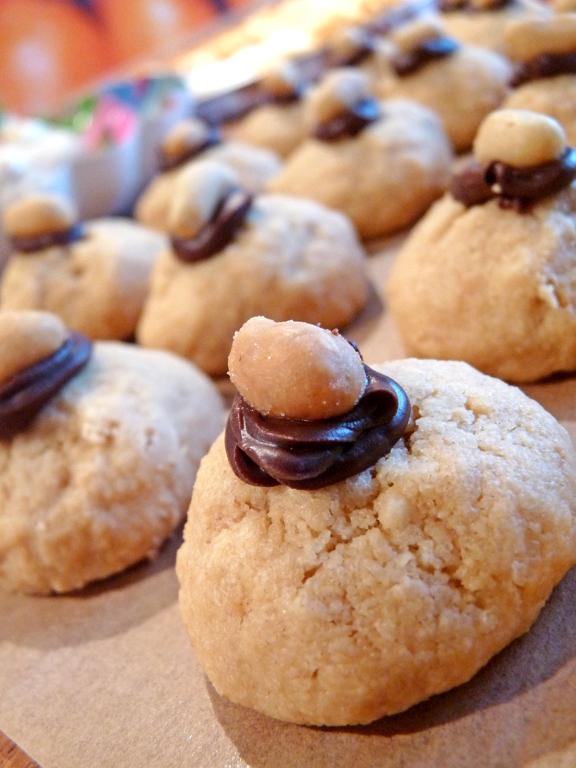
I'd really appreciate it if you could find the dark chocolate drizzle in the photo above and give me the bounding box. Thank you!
[266,84,306,105]
[329,42,374,68]
[158,125,221,173]
[195,76,305,127]
[0,332,92,439]
[225,365,412,491]
[314,98,382,142]
[194,1,434,126]
[440,0,509,13]
[511,52,576,88]
[11,224,85,254]
[327,30,376,68]
[393,36,459,77]
[171,190,253,263]
[451,148,576,211]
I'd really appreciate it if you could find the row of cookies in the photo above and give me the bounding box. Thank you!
[172,1,576,728]
[144,10,576,239]
[0,163,368,376]
[1,0,576,735]
[5,113,576,386]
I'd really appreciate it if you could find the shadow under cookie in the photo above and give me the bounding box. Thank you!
[205,568,576,768]
[0,528,182,650]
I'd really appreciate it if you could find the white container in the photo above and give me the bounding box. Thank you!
[70,128,142,219]
[139,86,194,184]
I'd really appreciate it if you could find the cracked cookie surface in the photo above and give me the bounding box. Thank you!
[0,343,224,594]
[177,358,576,725]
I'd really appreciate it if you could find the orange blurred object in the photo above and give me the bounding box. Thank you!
[97,0,217,63]
[0,0,114,115]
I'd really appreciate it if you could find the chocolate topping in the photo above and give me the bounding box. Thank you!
[265,85,305,105]
[329,42,374,68]
[10,224,86,254]
[159,126,221,173]
[171,190,253,263]
[440,0,509,13]
[450,160,494,206]
[0,331,92,439]
[314,98,382,142]
[196,75,306,127]
[392,36,459,76]
[194,2,432,126]
[511,52,576,88]
[327,29,376,68]
[196,82,267,126]
[225,364,412,491]
[451,148,576,210]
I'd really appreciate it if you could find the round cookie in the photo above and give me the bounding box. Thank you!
[1,195,167,340]
[0,311,224,594]
[374,18,511,151]
[137,161,369,376]
[268,69,453,240]
[440,0,549,54]
[135,118,281,232]
[387,109,576,382]
[177,323,576,726]
[224,63,309,158]
[503,16,576,147]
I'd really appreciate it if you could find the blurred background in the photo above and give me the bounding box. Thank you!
[0,0,255,114]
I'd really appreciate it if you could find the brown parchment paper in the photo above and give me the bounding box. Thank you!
[1,240,575,768]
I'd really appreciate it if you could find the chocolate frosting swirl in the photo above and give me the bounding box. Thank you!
[159,126,221,173]
[451,148,576,210]
[329,42,374,68]
[393,36,459,76]
[171,190,253,263]
[0,331,93,439]
[10,224,85,254]
[440,0,509,12]
[225,365,412,491]
[511,52,576,88]
[194,2,432,126]
[314,98,382,142]
[196,77,306,127]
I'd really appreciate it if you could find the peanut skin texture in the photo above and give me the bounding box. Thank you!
[228,317,367,420]
[162,119,212,164]
[0,310,68,384]
[4,195,76,239]
[306,68,371,126]
[168,160,239,239]
[391,18,445,54]
[474,109,567,167]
